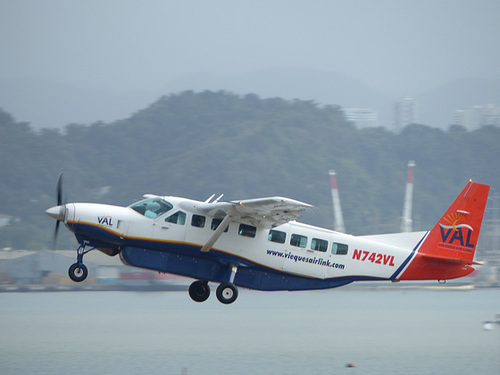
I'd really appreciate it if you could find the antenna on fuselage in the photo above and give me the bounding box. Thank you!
[401,160,415,232]
[204,194,224,204]
[329,170,345,233]
[204,194,216,203]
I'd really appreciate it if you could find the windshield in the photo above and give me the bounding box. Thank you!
[130,198,173,219]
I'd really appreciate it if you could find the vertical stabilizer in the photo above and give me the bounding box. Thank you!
[399,181,490,280]
[401,161,415,232]
[329,170,345,233]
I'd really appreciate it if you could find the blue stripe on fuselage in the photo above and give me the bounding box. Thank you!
[390,231,428,280]
[70,221,385,291]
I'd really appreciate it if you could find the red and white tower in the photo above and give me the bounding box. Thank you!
[401,161,415,232]
[329,170,345,233]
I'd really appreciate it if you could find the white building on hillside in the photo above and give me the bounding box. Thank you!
[343,108,379,128]
[454,104,500,130]
[393,96,418,130]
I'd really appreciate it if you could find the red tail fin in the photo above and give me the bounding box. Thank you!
[400,181,490,280]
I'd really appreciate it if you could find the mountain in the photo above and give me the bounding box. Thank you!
[164,67,394,125]
[0,68,397,129]
[1,70,500,130]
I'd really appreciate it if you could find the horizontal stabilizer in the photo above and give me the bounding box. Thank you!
[419,253,482,266]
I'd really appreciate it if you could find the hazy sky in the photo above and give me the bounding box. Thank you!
[2,0,500,96]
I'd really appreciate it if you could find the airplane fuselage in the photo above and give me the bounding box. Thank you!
[47,180,490,303]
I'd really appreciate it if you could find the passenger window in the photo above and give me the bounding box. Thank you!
[191,214,206,228]
[165,211,186,225]
[211,218,229,232]
[239,224,256,238]
[332,242,348,255]
[268,230,286,244]
[311,238,328,252]
[290,234,307,248]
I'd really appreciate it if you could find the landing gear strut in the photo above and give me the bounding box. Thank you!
[68,243,94,282]
[217,264,239,304]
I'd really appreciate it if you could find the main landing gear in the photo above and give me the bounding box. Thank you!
[189,280,239,304]
[189,280,211,302]
[189,265,239,304]
[68,243,94,282]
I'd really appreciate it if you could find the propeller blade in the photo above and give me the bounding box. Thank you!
[52,171,64,249]
[56,172,63,206]
[53,220,60,249]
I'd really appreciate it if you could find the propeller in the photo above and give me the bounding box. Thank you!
[54,172,63,246]
[46,172,65,249]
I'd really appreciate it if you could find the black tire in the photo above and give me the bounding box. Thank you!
[68,263,88,282]
[216,282,238,304]
[188,280,210,302]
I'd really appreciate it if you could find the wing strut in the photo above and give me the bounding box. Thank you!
[200,207,234,252]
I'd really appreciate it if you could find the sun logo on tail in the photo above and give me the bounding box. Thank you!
[439,211,473,231]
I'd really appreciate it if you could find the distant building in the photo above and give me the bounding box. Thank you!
[454,104,500,130]
[343,108,379,128]
[393,96,418,130]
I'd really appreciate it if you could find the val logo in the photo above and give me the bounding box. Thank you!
[439,212,474,249]
[97,216,113,226]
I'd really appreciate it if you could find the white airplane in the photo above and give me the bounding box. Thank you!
[46,177,490,304]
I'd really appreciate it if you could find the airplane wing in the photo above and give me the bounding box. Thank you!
[197,197,313,228]
[193,197,312,253]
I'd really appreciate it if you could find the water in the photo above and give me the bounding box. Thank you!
[1,288,499,375]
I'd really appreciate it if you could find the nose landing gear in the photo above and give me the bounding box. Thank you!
[69,263,88,282]
[68,243,95,282]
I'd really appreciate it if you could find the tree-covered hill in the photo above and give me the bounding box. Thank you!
[1,90,499,249]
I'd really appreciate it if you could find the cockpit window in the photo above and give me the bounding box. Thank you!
[130,198,173,219]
